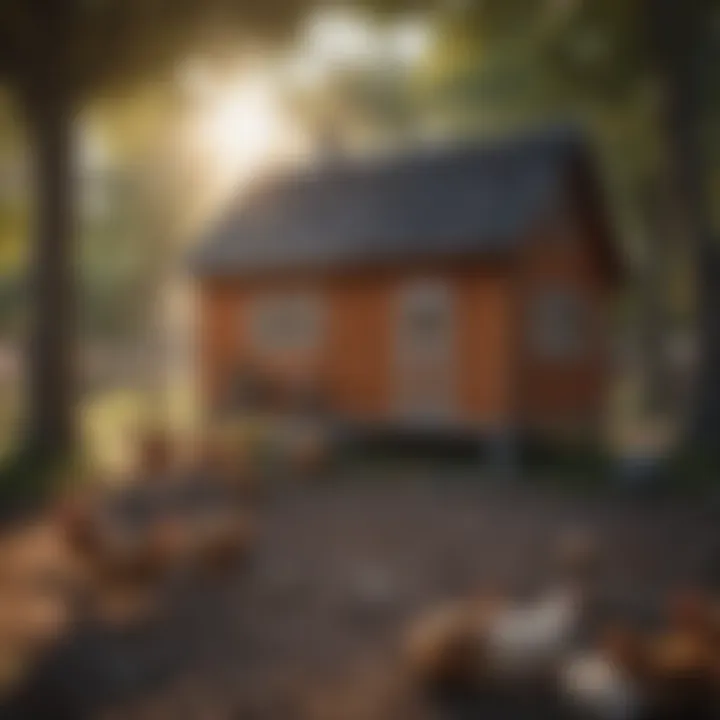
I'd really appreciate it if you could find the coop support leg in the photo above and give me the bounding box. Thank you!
[489,427,520,480]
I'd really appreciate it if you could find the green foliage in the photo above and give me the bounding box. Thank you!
[0,0,315,105]
[421,0,711,330]
[0,445,67,519]
[0,100,27,337]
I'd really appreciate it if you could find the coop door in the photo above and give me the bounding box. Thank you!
[394,281,454,422]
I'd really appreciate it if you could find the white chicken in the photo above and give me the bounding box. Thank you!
[485,583,584,679]
[560,650,645,720]
[559,623,651,720]
[482,528,599,681]
[406,528,600,691]
[405,585,585,690]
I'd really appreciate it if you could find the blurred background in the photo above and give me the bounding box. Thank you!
[0,4,720,719]
[0,0,717,479]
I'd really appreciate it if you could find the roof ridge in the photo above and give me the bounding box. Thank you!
[191,122,596,277]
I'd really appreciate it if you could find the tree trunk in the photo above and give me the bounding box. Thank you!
[638,178,673,417]
[664,69,720,450]
[647,0,720,450]
[690,243,720,446]
[24,99,76,460]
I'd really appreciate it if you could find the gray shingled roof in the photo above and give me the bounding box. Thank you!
[191,125,594,276]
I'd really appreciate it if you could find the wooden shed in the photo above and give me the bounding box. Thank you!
[191,126,620,440]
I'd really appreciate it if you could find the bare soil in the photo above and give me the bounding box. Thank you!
[2,475,719,719]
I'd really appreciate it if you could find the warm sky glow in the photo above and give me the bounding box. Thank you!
[183,9,433,202]
[192,71,292,192]
[289,9,432,89]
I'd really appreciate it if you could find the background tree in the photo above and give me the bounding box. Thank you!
[0,0,312,460]
[642,0,720,448]
[418,0,720,444]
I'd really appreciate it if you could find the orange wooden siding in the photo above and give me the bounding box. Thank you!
[516,215,611,435]
[198,261,517,427]
[454,268,517,427]
[196,228,611,434]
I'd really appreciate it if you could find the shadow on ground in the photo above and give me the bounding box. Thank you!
[1,478,719,719]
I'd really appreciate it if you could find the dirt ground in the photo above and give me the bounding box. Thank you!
[2,474,719,719]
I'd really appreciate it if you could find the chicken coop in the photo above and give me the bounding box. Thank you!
[191,126,620,442]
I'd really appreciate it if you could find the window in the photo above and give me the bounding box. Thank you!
[249,292,323,353]
[530,288,585,359]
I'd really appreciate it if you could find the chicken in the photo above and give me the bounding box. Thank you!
[147,515,192,570]
[561,652,642,720]
[561,588,720,720]
[57,483,180,626]
[82,520,173,627]
[405,529,600,692]
[483,528,600,682]
[54,489,106,565]
[136,427,175,480]
[560,624,650,720]
[486,583,585,681]
[645,589,718,714]
[0,520,81,695]
[194,509,256,576]
[91,522,153,584]
[0,582,70,655]
[404,595,502,691]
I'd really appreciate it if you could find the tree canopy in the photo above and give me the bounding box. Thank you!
[0,0,322,458]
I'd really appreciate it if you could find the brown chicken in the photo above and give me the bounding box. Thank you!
[646,589,718,715]
[0,520,80,695]
[83,522,170,627]
[560,622,651,720]
[54,488,106,564]
[195,509,256,577]
[137,427,175,480]
[404,594,503,692]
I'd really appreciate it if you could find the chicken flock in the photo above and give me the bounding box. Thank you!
[0,426,270,697]
[0,426,718,719]
[404,531,720,719]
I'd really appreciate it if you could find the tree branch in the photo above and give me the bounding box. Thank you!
[74,0,209,101]
[0,1,36,96]
[73,0,309,103]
